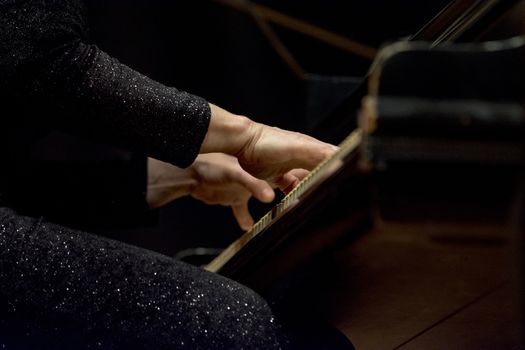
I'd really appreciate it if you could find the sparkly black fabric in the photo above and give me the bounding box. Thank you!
[0,0,290,348]
[0,207,287,349]
[0,0,210,168]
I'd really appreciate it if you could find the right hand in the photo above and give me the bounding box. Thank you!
[200,104,337,191]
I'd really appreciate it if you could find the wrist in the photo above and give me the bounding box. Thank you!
[199,104,256,155]
[146,158,198,208]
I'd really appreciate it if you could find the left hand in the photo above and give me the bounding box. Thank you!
[190,153,276,230]
[147,154,275,230]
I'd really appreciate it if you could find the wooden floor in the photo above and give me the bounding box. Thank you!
[312,219,523,350]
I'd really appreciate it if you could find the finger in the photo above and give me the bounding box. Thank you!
[232,169,275,203]
[289,139,338,171]
[275,169,310,193]
[275,172,301,194]
[232,202,254,231]
[286,168,309,182]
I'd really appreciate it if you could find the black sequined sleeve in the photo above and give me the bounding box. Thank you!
[0,0,211,168]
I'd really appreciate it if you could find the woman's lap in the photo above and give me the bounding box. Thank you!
[0,207,286,349]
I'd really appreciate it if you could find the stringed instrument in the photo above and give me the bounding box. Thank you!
[206,0,525,295]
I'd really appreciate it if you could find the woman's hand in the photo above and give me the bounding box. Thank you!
[147,154,275,230]
[190,153,275,230]
[200,104,337,188]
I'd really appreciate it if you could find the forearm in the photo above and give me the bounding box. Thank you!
[34,43,210,167]
[3,1,211,167]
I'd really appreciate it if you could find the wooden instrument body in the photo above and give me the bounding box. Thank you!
[208,1,525,347]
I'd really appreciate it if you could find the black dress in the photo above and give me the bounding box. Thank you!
[0,1,353,349]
